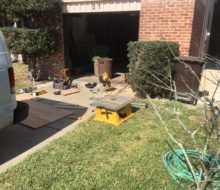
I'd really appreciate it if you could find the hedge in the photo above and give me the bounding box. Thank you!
[1,27,58,56]
[127,41,180,97]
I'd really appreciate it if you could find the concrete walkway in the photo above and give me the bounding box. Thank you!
[200,60,220,102]
[0,75,135,172]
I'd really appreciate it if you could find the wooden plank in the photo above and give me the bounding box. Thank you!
[32,89,47,96]
[16,93,33,101]
[16,93,44,101]
[61,88,80,96]
[57,102,79,106]
[21,100,73,129]
[56,105,87,110]
[68,115,83,120]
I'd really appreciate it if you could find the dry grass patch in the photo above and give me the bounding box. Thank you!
[13,62,32,93]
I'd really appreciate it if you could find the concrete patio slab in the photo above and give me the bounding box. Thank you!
[0,74,135,172]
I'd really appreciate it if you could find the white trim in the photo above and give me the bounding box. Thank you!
[61,0,141,13]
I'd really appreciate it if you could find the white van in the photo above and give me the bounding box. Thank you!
[0,31,28,129]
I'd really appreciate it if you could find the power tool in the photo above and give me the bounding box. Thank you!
[99,72,111,88]
[60,68,71,84]
[53,68,72,90]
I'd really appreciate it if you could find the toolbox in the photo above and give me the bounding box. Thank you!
[53,80,69,90]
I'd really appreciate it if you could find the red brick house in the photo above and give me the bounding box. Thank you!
[40,0,220,78]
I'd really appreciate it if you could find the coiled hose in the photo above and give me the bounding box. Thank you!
[163,149,220,189]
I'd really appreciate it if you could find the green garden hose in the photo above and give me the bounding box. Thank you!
[163,149,220,189]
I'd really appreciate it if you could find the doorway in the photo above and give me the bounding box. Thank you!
[208,0,220,58]
[63,12,140,77]
[201,0,220,58]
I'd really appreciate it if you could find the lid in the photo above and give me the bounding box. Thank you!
[98,57,113,61]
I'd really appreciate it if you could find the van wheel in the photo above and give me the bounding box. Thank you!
[13,101,29,124]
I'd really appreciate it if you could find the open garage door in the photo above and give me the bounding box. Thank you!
[208,0,220,58]
[63,12,139,76]
[62,1,140,77]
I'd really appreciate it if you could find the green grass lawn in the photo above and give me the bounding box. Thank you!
[0,100,207,190]
[13,62,33,93]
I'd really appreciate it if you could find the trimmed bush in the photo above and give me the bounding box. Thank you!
[127,41,180,97]
[1,27,58,55]
[0,0,59,20]
[0,0,60,79]
[1,27,58,78]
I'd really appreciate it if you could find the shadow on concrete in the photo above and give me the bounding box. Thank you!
[0,98,87,165]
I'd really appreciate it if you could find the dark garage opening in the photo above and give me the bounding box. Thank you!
[208,0,220,58]
[63,12,139,77]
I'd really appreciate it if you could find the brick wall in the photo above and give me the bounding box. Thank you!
[36,6,65,79]
[139,0,205,56]
[37,0,206,78]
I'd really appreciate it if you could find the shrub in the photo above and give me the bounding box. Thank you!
[1,27,58,55]
[127,41,180,97]
[0,0,59,21]
[0,0,60,79]
[1,27,58,78]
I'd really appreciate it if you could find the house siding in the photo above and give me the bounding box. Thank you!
[139,0,205,56]
[37,0,206,78]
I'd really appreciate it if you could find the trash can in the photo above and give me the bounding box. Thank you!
[98,57,113,78]
[171,56,204,105]
[92,56,100,77]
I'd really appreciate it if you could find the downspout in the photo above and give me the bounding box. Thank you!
[199,0,216,57]
[199,0,209,57]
